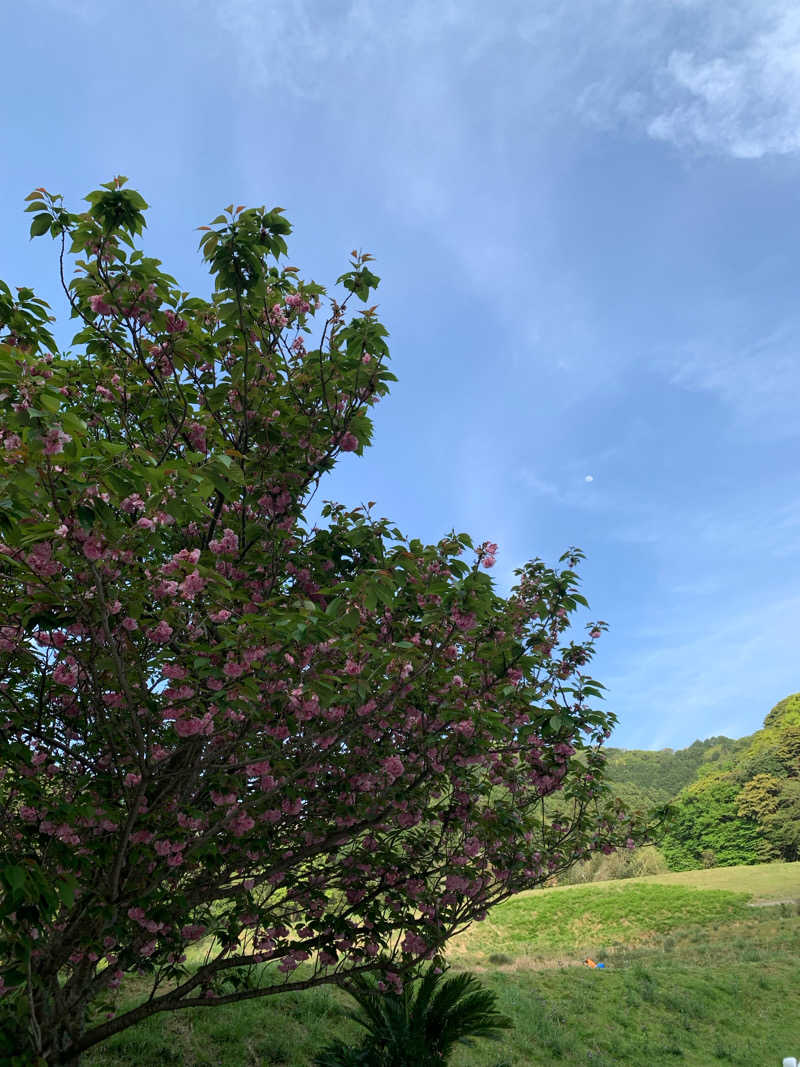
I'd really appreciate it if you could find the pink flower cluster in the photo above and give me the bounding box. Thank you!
[42,426,71,455]
[164,310,188,334]
[338,432,359,452]
[479,541,498,568]
[209,528,238,555]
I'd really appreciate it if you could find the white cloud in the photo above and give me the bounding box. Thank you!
[647,8,800,158]
[49,0,800,162]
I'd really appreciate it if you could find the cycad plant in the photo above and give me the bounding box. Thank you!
[313,965,513,1066]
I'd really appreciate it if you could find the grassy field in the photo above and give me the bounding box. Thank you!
[84,862,800,1066]
[582,858,800,902]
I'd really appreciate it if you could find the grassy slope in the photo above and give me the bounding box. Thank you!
[84,863,800,1067]
[606,859,800,901]
[557,859,800,901]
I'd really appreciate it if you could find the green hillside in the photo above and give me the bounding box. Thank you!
[603,734,748,811]
[661,693,800,869]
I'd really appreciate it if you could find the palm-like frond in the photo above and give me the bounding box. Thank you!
[318,965,513,1066]
[422,971,512,1057]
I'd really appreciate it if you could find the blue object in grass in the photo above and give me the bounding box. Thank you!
[595,963,605,968]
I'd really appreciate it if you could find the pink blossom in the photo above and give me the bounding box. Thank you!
[153,579,178,598]
[120,493,146,514]
[285,292,309,312]
[53,661,78,687]
[181,924,206,942]
[3,433,22,450]
[43,426,72,456]
[164,310,188,334]
[82,535,104,562]
[209,528,238,555]
[209,609,231,622]
[186,422,206,451]
[401,932,428,955]
[229,811,255,837]
[173,717,204,737]
[121,617,138,632]
[146,620,173,644]
[26,542,61,578]
[382,756,404,780]
[338,432,359,452]
[179,570,206,600]
[89,294,113,316]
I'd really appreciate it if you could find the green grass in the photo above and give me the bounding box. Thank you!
[83,981,362,1067]
[447,883,753,962]
[609,858,800,901]
[82,863,800,1066]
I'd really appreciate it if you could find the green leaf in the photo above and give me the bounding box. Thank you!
[37,390,61,413]
[3,866,26,893]
[29,213,52,238]
[56,876,77,909]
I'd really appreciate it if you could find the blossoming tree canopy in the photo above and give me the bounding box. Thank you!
[0,179,632,1063]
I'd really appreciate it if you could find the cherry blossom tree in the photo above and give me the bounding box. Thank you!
[0,179,632,1064]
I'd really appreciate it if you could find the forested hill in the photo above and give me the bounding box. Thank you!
[603,735,749,810]
[604,693,800,869]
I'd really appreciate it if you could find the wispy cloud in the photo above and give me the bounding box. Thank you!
[647,7,800,158]
[610,494,800,564]
[603,590,800,748]
[663,318,800,433]
[47,0,800,162]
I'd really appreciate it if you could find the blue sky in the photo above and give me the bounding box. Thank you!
[2,0,799,749]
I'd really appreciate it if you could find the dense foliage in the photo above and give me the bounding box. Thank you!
[312,965,512,1066]
[602,736,746,812]
[661,694,800,870]
[0,180,630,1064]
